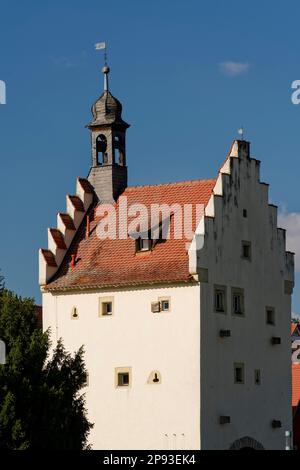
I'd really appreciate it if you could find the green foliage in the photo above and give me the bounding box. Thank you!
[0,290,93,449]
[0,270,4,292]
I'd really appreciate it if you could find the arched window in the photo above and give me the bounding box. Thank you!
[118,148,125,166]
[96,134,107,165]
[114,134,125,166]
[229,436,264,450]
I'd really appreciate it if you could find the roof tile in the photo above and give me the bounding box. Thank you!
[46,179,215,290]
[293,364,300,407]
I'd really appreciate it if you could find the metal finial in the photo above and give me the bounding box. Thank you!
[238,126,244,140]
[102,65,110,92]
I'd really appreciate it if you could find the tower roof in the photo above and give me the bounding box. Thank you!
[87,65,129,128]
[88,91,129,128]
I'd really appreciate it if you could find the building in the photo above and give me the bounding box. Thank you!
[291,322,300,448]
[292,322,300,343]
[39,64,294,450]
[292,363,300,449]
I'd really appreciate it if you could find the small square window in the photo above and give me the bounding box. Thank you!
[102,302,113,315]
[243,209,247,218]
[159,297,171,312]
[254,369,261,385]
[266,307,275,325]
[214,286,226,313]
[115,367,131,388]
[234,363,244,384]
[152,298,171,313]
[242,241,251,260]
[99,297,114,317]
[118,372,129,386]
[232,288,245,316]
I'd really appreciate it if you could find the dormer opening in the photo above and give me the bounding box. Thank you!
[136,237,152,252]
[96,134,107,165]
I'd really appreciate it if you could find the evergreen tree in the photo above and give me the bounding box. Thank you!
[0,270,4,292]
[0,290,93,449]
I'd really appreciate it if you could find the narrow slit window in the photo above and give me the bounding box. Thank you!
[71,307,79,320]
[214,286,226,313]
[232,288,245,316]
[234,363,244,384]
[242,241,251,260]
[266,307,275,325]
[147,370,162,384]
[254,369,261,385]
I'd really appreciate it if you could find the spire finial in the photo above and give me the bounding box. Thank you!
[95,41,109,91]
[102,64,110,92]
[238,126,244,140]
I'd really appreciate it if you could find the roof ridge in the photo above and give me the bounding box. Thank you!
[125,178,216,191]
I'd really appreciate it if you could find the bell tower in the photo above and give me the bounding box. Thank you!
[87,65,130,203]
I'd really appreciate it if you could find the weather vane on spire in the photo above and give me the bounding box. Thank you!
[95,41,107,63]
[95,41,109,92]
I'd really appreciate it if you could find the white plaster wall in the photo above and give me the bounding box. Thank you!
[43,284,200,450]
[197,148,293,450]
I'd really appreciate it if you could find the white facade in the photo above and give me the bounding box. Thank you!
[41,140,294,449]
[195,140,293,450]
[43,284,201,450]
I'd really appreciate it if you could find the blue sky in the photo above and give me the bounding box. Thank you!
[0,0,300,310]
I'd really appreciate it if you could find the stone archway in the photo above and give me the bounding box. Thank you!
[229,436,265,450]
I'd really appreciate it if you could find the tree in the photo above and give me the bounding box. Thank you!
[0,290,93,449]
[0,270,4,293]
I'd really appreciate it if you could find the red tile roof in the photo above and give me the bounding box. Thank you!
[293,364,300,407]
[292,323,299,335]
[45,179,215,290]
